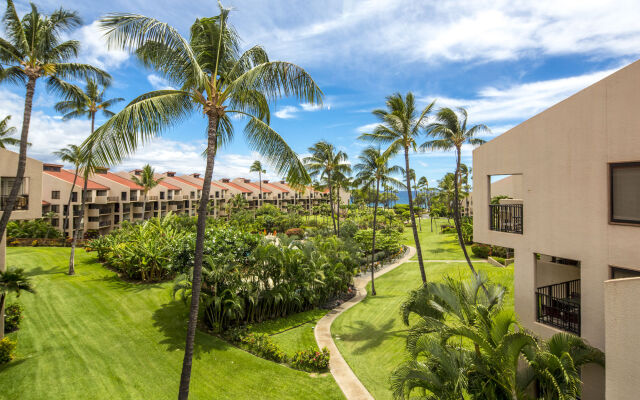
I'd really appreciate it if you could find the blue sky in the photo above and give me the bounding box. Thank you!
[2,0,640,186]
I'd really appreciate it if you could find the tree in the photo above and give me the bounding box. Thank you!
[85,6,321,397]
[249,160,266,207]
[418,176,431,231]
[0,267,34,339]
[130,164,164,219]
[0,115,21,148]
[333,171,353,236]
[304,141,349,235]
[354,147,403,295]
[0,0,109,244]
[55,79,123,275]
[53,144,83,238]
[423,107,487,279]
[360,93,435,284]
[459,164,471,216]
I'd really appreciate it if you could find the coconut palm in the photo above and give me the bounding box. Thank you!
[0,267,35,339]
[360,93,435,284]
[423,107,487,279]
[249,160,266,206]
[0,115,21,149]
[418,176,431,231]
[130,164,164,219]
[0,0,110,243]
[459,164,471,216]
[304,141,349,235]
[333,170,353,236]
[55,79,123,275]
[83,7,321,395]
[53,144,83,238]
[354,147,403,295]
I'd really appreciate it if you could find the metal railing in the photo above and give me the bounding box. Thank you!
[536,279,581,335]
[107,196,119,202]
[0,195,29,210]
[489,204,523,234]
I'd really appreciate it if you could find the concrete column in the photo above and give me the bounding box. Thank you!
[0,233,6,337]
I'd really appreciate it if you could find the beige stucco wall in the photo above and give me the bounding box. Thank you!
[0,148,43,221]
[490,174,523,199]
[535,259,581,288]
[473,59,640,398]
[604,276,640,399]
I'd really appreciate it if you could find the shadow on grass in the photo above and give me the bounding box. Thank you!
[0,358,27,374]
[89,275,164,293]
[23,265,65,277]
[335,319,405,354]
[151,300,226,358]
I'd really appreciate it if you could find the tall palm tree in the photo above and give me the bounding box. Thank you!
[459,164,471,216]
[53,144,83,238]
[304,141,349,235]
[418,176,431,231]
[0,267,35,339]
[333,171,352,236]
[249,160,266,207]
[0,0,109,243]
[84,6,321,397]
[130,164,163,219]
[0,115,21,148]
[360,93,435,284]
[423,107,487,279]
[55,79,123,275]
[354,147,403,295]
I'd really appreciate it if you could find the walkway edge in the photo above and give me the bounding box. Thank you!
[315,245,417,400]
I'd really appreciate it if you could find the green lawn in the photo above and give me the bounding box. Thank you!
[249,309,327,356]
[332,258,513,400]
[402,217,481,260]
[0,247,343,400]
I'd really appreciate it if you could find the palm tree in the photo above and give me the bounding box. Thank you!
[418,176,431,231]
[423,107,487,279]
[354,147,403,295]
[0,0,110,243]
[360,93,435,284]
[304,141,349,235]
[53,144,83,238]
[0,267,35,339]
[84,7,321,397]
[55,79,123,275]
[333,171,353,236]
[0,115,21,149]
[459,164,471,216]
[130,164,164,219]
[249,160,266,207]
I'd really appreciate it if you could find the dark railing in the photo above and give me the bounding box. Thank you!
[99,220,111,227]
[0,195,29,211]
[536,279,581,335]
[490,204,523,234]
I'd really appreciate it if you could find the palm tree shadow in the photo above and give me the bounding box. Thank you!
[23,266,65,277]
[89,275,164,293]
[336,319,404,354]
[151,300,226,358]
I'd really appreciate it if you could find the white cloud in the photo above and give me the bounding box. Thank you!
[147,74,175,90]
[273,105,299,119]
[355,122,378,134]
[74,21,129,69]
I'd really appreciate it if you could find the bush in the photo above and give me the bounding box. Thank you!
[4,303,23,333]
[0,337,17,364]
[492,256,506,265]
[440,225,456,234]
[471,243,490,258]
[490,245,509,258]
[240,333,286,363]
[7,219,62,239]
[291,347,330,372]
[285,228,304,238]
[338,219,359,239]
[31,240,38,247]
[354,229,402,258]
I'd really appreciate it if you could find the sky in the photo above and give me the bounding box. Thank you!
[2,0,640,186]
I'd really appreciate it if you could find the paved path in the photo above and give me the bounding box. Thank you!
[315,246,416,400]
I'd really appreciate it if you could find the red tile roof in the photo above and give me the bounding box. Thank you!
[167,175,202,189]
[44,169,109,190]
[101,172,144,190]
[182,175,228,190]
[42,200,50,205]
[158,180,181,190]
[245,182,271,192]
[220,181,252,193]
[263,182,289,193]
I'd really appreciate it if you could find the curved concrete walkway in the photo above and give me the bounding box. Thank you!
[315,245,416,400]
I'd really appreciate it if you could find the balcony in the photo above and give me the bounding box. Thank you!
[489,203,523,234]
[148,195,159,201]
[88,208,100,217]
[0,194,29,211]
[99,220,111,227]
[107,196,119,202]
[536,279,581,335]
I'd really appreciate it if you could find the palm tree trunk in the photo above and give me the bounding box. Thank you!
[178,114,219,400]
[258,171,262,207]
[336,185,340,236]
[328,172,336,234]
[64,169,79,238]
[404,147,426,284]
[0,292,6,339]
[415,179,422,232]
[370,178,380,296]
[453,146,482,282]
[69,175,88,275]
[0,77,37,242]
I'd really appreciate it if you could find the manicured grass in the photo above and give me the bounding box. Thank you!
[401,217,481,260]
[332,258,513,399]
[249,309,327,355]
[1,247,343,400]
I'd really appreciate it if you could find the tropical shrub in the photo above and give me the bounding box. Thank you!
[4,302,23,333]
[490,245,510,258]
[0,337,16,364]
[354,229,402,258]
[440,225,455,233]
[291,347,330,372]
[285,228,304,237]
[240,333,286,363]
[6,219,62,239]
[338,219,359,239]
[31,240,38,247]
[471,243,490,258]
[492,256,506,265]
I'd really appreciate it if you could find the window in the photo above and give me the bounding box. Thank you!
[610,162,640,224]
[160,191,165,200]
[610,266,640,279]
[51,205,59,213]
[52,190,60,199]
[71,192,78,202]
[51,218,58,226]
[96,190,107,196]
[121,191,127,201]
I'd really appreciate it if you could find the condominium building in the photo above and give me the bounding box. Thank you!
[472,60,640,399]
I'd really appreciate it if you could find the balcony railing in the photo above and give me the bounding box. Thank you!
[489,204,523,234]
[536,279,581,335]
[0,195,29,211]
[107,196,119,202]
